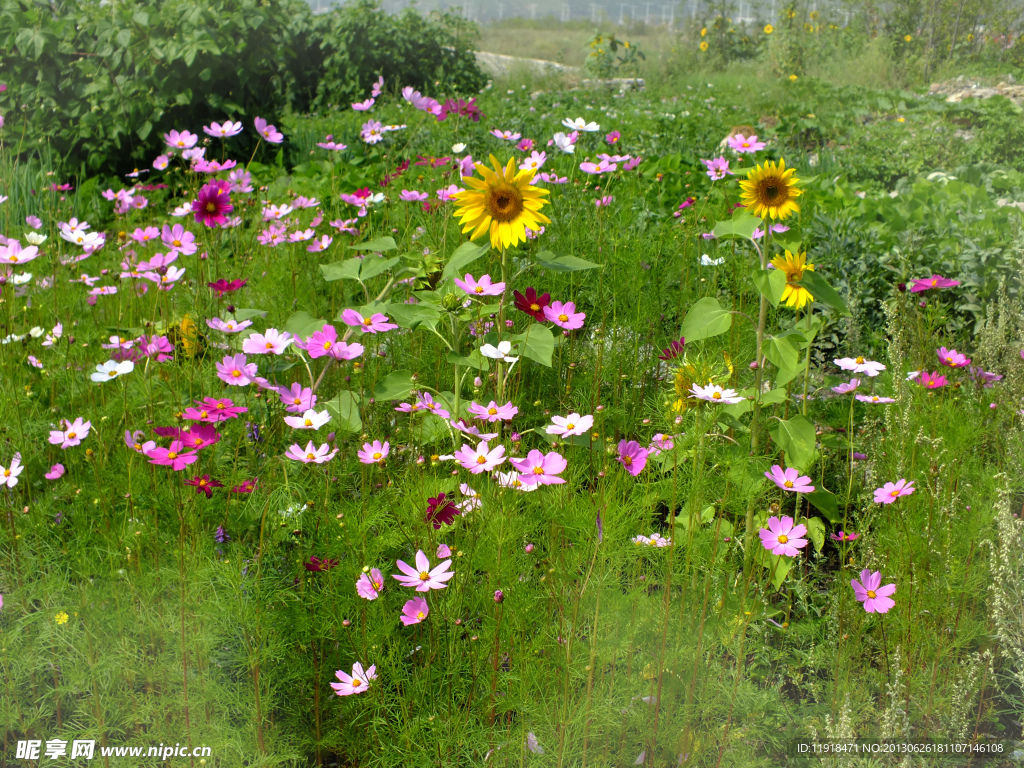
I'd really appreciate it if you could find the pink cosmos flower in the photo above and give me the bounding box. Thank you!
[393,549,455,591]
[45,463,65,480]
[164,129,198,150]
[49,417,91,449]
[648,434,675,456]
[186,474,224,498]
[416,393,451,419]
[437,542,452,558]
[765,465,815,493]
[450,419,498,441]
[216,353,257,386]
[516,138,535,151]
[192,180,233,227]
[702,156,734,180]
[834,356,886,377]
[331,663,376,696]
[454,273,505,296]
[936,347,971,368]
[856,394,896,404]
[254,117,283,143]
[358,440,390,464]
[145,442,199,471]
[161,224,197,255]
[490,129,521,141]
[510,449,567,485]
[284,441,338,464]
[546,413,594,437]
[580,159,617,174]
[874,479,915,504]
[0,240,39,266]
[307,235,333,252]
[206,317,252,334]
[831,378,860,394]
[519,151,546,171]
[178,424,221,451]
[617,440,648,476]
[605,130,621,144]
[356,569,385,600]
[400,596,429,626]
[594,195,614,208]
[399,190,428,202]
[910,274,959,292]
[299,324,364,361]
[455,441,507,473]
[242,329,294,355]
[467,400,518,422]
[726,133,766,153]
[831,531,859,541]
[204,120,243,138]
[917,371,947,389]
[537,172,569,184]
[759,515,809,556]
[544,301,586,330]
[184,397,247,422]
[352,98,375,111]
[340,308,398,333]
[851,569,896,613]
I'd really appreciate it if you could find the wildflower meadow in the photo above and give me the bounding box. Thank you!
[2,2,1024,766]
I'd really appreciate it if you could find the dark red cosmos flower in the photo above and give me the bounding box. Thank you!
[304,555,339,572]
[659,337,685,362]
[192,179,233,227]
[438,97,483,123]
[208,278,247,297]
[513,287,551,321]
[379,159,411,188]
[425,493,461,530]
[186,474,224,498]
[231,477,258,494]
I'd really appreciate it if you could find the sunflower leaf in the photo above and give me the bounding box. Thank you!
[711,210,761,240]
[768,415,817,471]
[323,390,362,433]
[535,251,602,272]
[347,236,397,252]
[804,516,826,553]
[806,489,840,524]
[283,311,328,339]
[679,297,732,342]
[752,268,788,307]
[799,271,850,316]
[511,323,555,367]
[441,241,491,281]
[373,370,416,401]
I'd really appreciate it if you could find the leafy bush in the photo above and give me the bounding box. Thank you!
[312,0,487,109]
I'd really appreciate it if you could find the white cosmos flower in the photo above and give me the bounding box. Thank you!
[91,359,135,383]
[13,273,33,285]
[25,232,47,245]
[552,132,576,154]
[283,409,333,430]
[479,340,519,367]
[700,254,725,266]
[451,142,467,153]
[689,383,744,404]
[562,117,600,132]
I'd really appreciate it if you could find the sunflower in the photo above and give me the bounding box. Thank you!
[738,158,802,220]
[699,41,709,51]
[452,154,551,251]
[166,314,207,360]
[666,350,734,415]
[764,24,773,34]
[769,250,815,310]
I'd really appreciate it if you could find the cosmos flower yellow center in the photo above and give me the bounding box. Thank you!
[530,303,540,311]
[417,611,425,619]
[109,370,117,376]
[532,467,545,475]
[712,391,721,399]
[931,279,937,286]
[945,356,953,362]
[306,453,315,460]
[566,423,575,430]
[173,239,182,247]
[206,202,217,213]
[265,342,273,349]
[855,356,864,364]
[474,286,484,293]
[476,456,487,464]
[419,571,430,580]
[872,397,879,402]
[373,452,382,460]
[68,432,77,439]
[199,479,207,487]
[778,534,788,543]
[558,313,569,322]
[3,470,9,477]
[891,489,901,497]
[866,590,876,599]
[293,398,301,405]
[488,407,498,415]
[362,317,372,326]
[784,480,794,488]
[623,456,632,465]
[304,419,313,426]
[232,369,241,377]
[167,451,177,459]
[134,443,142,451]
[323,341,332,349]
[352,678,362,687]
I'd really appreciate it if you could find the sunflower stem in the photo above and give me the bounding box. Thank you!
[497,246,508,402]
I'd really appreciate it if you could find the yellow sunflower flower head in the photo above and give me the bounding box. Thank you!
[452,154,551,251]
[769,250,815,310]
[738,158,802,220]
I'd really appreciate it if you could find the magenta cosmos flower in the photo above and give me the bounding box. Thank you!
[851,569,896,613]
[454,273,505,296]
[544,301,586,330]
[727,133,766,153]
[468,400,518,422]
[184,397,248,422]
[874,479,915,504]
[357,440,389,464]
[617,440,648,476]
[702,156,734,180]
[145,441,199,471]
[254,117,284,144]
[510,449,567,486]
[765,465,815,493]
[400,596,429,626]
[356,569,385,600]
[393,549,454,591]
[759,515,809,556]
[331,662,376,696]
[831,531,859,542]
[216,353,257,386]
[49,417,91,449]
[917,370,947,389]
[936,347,971,368]
[545,413,593,437]
[192,180,233,227]
[340,308,398,333]
[186,474,224,498]
[299,324,364,361]
[454,440,507,473]
[910,274,959,293]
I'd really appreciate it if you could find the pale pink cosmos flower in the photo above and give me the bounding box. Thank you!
[352,98,375,111]
[416,393,451,419]
[546,413,593,437]
[45,463,65,480]
[203,120,243,138]
[161,224,197,255]
[49,418,91,449]
[510,449,567,486]
[689,383,744,404]
[519,151,547,171]
[153,154,170,170]
[284,441,338,464]
[436,184,465,202]
[726,133,766,153]
[617,440,648,476]
[648,434,675,456]
[400,596,429,626]
[1,453,23,488]
[936,347,971,368]
[834,356,886,377]
[874,479,915,504]
[437,543,452,557]
[544,301,586,330]
[340,309,398,333]
[851,569,896,613]
[206,317,253,334]
[765,465,815,493]
[759,515,809,556]
[216,353,257,386]
[307,235,333,252]
[163,129,198,150]
[454,273,505,296]
[495,471,539,492]
[242,329,294,355]
[283,409,332,430]
[331,663,376,696]
[399,190,428,202]
[253,117,283,143]
[278,383,317,413]
[580,159,617,174]
[490,129,521,141]
[450,419,498,441]
[702,156,734,180]
[831,378,860,394]
[393,549,455,591]
[454,440,507,473]
[468,400,518,422]
[358,440,390,464]
[856,394,896,404]
[356,568,385,600]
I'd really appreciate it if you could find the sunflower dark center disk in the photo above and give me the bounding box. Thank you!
[485,182,524,222]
